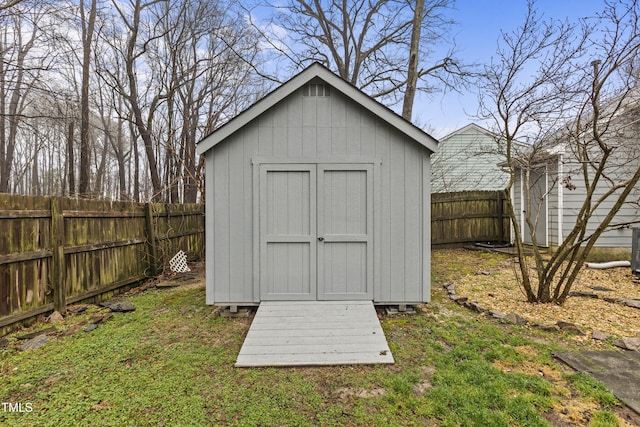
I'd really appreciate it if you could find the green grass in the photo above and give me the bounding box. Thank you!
[565,373,620,407]
[0,250,631,426]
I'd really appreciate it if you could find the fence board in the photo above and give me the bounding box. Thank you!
[0,194,204,334]
[431,190,510,247]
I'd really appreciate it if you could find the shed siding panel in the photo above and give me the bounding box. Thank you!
[388,123,407,302]
[287,95,303,157]
[229,132,246,300]
[317,96,331,127]
[375,119,391,302]
[422,155,431,302]
[273,102,288,158]
[303,96,317,127]
[212,144,230,302]
[207,86,430,304]
[331,95,346,127]
[404,140,422,300]
[244,128,260,302]
[205,153,216,304]
[302,127,317,157]
[317,127,331,158]
[332,127,347,156]
[345,101,362,155]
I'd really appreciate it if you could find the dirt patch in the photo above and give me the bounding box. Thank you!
[333,387,386,399]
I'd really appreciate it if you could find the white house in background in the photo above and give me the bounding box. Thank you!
[196,62,438,306]
[510,95,640,249]
[431,123,526,193]
[511,147,640,249]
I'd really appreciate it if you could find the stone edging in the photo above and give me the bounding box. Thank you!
[443,281,640,352]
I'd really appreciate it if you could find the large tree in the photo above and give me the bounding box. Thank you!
[0,2,54,192]
[479,0,640,304]
[251,0,463,120]
[97,0,262,202]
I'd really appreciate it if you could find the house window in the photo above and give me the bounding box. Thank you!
[303,83,330,97]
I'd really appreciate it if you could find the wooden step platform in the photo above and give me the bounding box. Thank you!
[235,301,394,367]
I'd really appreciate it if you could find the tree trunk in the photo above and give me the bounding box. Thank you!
[78,0,97,197]
[125,0,162,201]
[402,0,425,121]
[67,120,75,195]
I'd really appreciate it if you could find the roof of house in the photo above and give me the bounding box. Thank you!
[196,62,439,155]
[439,123,531,148]
[439,123,496,141]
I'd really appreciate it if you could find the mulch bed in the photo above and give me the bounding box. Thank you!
[453,259,640,340]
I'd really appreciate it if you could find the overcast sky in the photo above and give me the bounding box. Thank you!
[418,0,606,138]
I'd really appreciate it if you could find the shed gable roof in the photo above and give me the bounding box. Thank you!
[196,62,438,155]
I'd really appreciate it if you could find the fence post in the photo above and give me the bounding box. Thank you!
[50,197,66,314]
[144,203,159,276]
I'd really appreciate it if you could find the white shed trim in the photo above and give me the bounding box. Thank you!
[519,168,524,239]
[557,154,564,246]
[196,62,438,155]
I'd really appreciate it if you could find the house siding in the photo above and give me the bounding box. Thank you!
[547,162,559,247]
[431,125,509,193]
[560,158,638,248]
[206,87,429,304]
[512,168,522,241]
[509,154,639,250]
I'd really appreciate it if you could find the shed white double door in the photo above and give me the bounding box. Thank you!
[259,163,373,300]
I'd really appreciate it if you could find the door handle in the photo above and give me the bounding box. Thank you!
[318,237,324,242]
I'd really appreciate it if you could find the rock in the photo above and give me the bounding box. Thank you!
[613,337,640,351]
[451,296,468,305]
[19,334,55,351]
[468,302,485,313]
[506,312,528,325]
[107,302,136,312]
[84,324,99,332]
[47,311,64,323]
[588,285,614,292]
[618,298,640,309]
[535,324,559,332]
[67,304,90,314]
[592,330,610,341]
[443,283,456,295]
[155,281,181,288]
[64,322,88,336]
[91,313,113,324]
[17,327,57,340]
[568,291,598,299]
[557,321,585,335]
[489,310,507,319]
[480,271,491,276]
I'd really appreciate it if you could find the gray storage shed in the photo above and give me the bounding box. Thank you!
[196,63,438,305]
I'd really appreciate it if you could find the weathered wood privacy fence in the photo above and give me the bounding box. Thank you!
[431,191,509,247]
[0,194,204,334]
